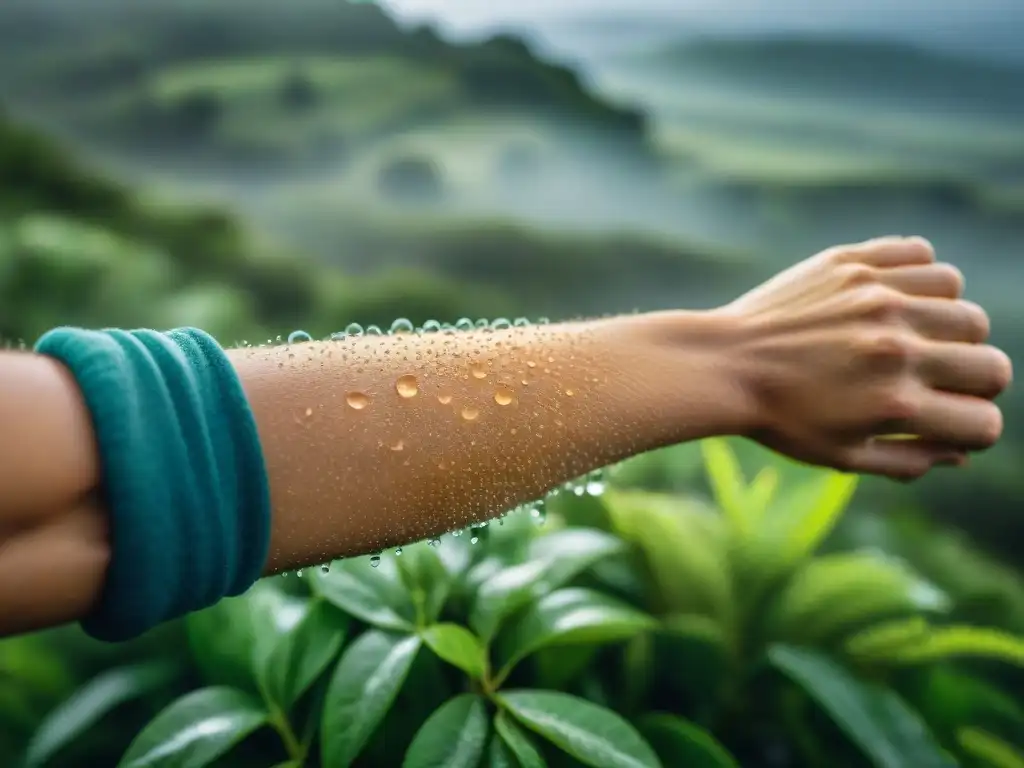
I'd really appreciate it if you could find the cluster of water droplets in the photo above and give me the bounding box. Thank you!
[274,315,619,578]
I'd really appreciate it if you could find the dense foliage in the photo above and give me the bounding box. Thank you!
[7,441,1023,767]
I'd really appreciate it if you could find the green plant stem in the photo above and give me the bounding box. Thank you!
[270,704,306,764]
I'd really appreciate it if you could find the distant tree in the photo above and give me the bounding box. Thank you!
[279,69,319,112]
[376,155,444,204]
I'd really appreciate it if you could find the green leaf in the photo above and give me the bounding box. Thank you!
[765,552,950,645]
[396,540,454,626]
[495,710,547,768]
[746,466,780,524]
[487,735,518,768]
[603,490,732,621]
[470,529,623,641]
[957,728,1024,768]
[117,687,267,768]
[260,599,348,710]
[310,555,415,631]
[402,694,489,768]
[908,667,1024,737]
[776,472,859,564]
[636,713,738,768]
[320,630,421,767]
[420,623,488,680]
[495,588,656,679]
[24,662,176,768]
[870,626,1024,667]
[700,438,750,535]
[501,689,660,768]
[769,645,953,768]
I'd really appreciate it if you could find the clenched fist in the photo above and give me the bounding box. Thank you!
[720,236,1012,480]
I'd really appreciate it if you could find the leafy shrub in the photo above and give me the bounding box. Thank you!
[16,441,1024,767]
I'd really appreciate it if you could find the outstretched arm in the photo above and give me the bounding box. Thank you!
[0,236,1011,637]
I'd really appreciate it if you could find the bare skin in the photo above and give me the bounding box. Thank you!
[0,237,1012,636]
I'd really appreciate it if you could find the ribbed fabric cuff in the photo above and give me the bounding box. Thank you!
[34,327,271,642]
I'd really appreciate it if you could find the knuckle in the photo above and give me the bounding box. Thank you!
[857,285,908,318]
[879,390,920,422]
[855,330,916,364]
[838,262,878,287]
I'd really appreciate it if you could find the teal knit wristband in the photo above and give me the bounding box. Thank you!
[34,327,271,642]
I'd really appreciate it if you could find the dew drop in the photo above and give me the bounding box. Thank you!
[513,317,531,327]
[391,318,414,334]
[470,362,487,379]
[330,332,347,341]
[470,535,480,544]
[452,529,463,537]
[455,318,474,331]
[531,502,548,525]
[461,406,480,421]
[320,563,330,573]
[346,391,370,410]
[296,569,304,577]
[370,555,381,568]
[394,547,403,556]
[345,322,364,336]
[428,537,440,547]
[475,318,489,328]
[365,325,383,336]
[288,330,312,343]
[565,388,575,397]
[396,374,419,398]
[491,318,511,330]
[437,393,453,405]
[421,319,442,333]
[494,386,515,406]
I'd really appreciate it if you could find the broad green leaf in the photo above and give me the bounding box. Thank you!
[769,645,953,768]
[776,472,859,564]
[487,734,518,768]
[873,626,1024,667]
[470,529,623,641]
[700,438,750,534]
[186,581,299,692]
[321,630,421,767]
[495,710,547,767]
[261,599,348,710]
[957,728,1024,768]
[765,552,949,645]
[603,490,731,621]
[844,617,932,660]
[501,689,660,768]
[24,662,176,768]
[117,687,267,768]
[495,588,657,679]
[909,667,1024,737]
[421,623,488,679]
[396,540,454,626]
[656,617,730,716]
[403,694,489,768]
[310,555,415,631]
[637,713,738,768]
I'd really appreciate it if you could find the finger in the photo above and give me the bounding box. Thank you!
[843,438,966,481]
[877,263,964,298]
[840,236,935,267]
[903,297,990,343]
[917,342,1013,398]
[893,390,1003,451]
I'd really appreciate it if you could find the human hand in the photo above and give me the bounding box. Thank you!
[720,236,1013,480]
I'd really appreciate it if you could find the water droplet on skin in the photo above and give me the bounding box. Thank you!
[574,484,586,496]
[421,319,441,333]
[452,529,463,537]
[461,406,480,421]
[513,317,530,327]
[491,318,511,330]
[396,375,419,398]
[531,504,548,525]
[494,386,515,406]
[390,439,404,451]
[394,547,403,556]
[428,538,440,547]
[391,318,414,334]
[470,535,480,544]
[470,362,487,379]
[370,555,381,568]
[565,389,575,397]
[526,360,536,368]
[365,325,383,336]
[537,317,550,324]
[296,569,304,577]
[437,393,453,405]
[346,391,370,410]
[321,564,330,573]
[288,330,312,344]
[455,318,474,331]
[330,332,347,341]
[345,323,364,336]
[587,480,607,496]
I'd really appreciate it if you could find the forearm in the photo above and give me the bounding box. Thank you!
[0,311,750,634]
[236,312,750,573]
